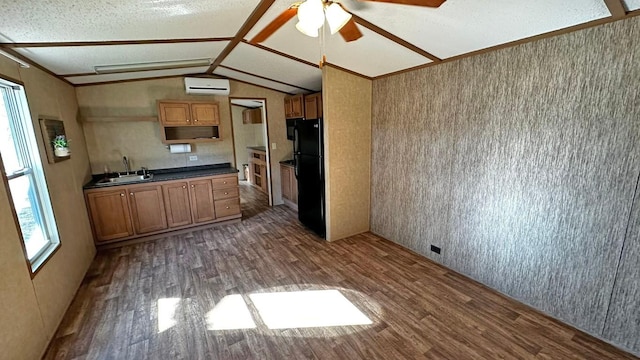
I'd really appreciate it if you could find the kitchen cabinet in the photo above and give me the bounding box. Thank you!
[128,185,168,234]
[162,182,192,228]
[284,94,304,119]
[158,100,221,144]
[189,179,216,223]
[242,108,262,124]
[304,92,322,119]
[85,173,241,245]
[280,163,298,211]
[86,189,134,242]
[248,149,268,193]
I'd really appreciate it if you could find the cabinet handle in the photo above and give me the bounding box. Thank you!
[223,181,227,184]
[130,192,134,196]
[182,185,186,189]
[194,119,198,122]
[191,185,195,188]
[186,119,190,123]
[120,193,125,197]
[224,192,228,195]
[225,206,230,209]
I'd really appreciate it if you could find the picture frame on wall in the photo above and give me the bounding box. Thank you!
[39,117,70,164]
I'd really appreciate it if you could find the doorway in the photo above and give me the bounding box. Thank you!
[229,98,272,209]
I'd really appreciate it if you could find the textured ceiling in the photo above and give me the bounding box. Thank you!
[0,0,636,93]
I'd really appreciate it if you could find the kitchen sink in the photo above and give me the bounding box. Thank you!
[96,173,153,185]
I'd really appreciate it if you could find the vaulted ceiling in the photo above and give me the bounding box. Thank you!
[0,0,638,94]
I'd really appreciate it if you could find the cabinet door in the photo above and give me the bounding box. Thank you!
[129,185,168,234]
[86,189,134,242]
[159,102,191,126]
[242,109,251,124]
[281,165,291,201]
[191,103,220,125]
[304,95,316,120]
[163,182,192,228]
[189,179,216,223]
[284,97,292,118]
[260,164,268,193]
[290,94,304,118]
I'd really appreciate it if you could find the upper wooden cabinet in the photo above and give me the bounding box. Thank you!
[284,94,304,119]
[242,108,262,124]
[158,100,221,144]
[304,92,322,119]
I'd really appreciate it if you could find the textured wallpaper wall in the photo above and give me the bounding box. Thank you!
[371,16,640,355]
[323,66,372,241]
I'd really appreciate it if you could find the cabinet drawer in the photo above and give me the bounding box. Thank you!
[213,187,239,200]
[212,176,238,189]
[215,198,241,218]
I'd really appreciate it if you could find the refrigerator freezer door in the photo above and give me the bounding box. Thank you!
[297,153,325,237]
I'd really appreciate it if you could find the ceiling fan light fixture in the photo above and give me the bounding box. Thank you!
[295,21,320,37]
[325,3,352,35]
[296,0,325,35]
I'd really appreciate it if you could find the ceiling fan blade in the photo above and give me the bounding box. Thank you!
[250,8,298,44]
[357,0,446,8]
[339,18,363,42]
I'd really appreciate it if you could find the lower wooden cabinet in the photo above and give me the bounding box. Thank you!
[162,182,192,228]
[280,163,298,211]
[86,189,134,242]
[85,173,241,245]
[129,185,168,234]
[189,179,216,223]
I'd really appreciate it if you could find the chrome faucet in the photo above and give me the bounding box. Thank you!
[141,167,148,177]
[122,156,130,175]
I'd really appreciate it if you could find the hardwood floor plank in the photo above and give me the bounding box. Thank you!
[43,182,638,359]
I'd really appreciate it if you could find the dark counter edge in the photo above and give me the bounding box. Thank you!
[247,146,267,152]
[84,163,239,190]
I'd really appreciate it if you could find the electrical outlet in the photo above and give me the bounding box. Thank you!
[430,245,441,254]
[189,155,198,161]
[271,142,277,150]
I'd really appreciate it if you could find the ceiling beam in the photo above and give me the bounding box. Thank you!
[350,14,442,63]
[217,64,315,92]
[207,0,276,74]
[603,0,627,18]
[0,47,73,86]
[242,40,319,68]
[0,38,232,48]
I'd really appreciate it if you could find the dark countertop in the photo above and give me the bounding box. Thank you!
[247,146,266,152]
[279,159,295,167]
[83,163,238,190]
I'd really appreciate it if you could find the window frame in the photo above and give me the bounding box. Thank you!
[0,76,61,276]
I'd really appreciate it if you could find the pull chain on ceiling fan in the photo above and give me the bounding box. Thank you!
[250,0,446,66]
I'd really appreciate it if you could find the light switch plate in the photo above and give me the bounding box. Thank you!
[272,143,277,150]
[189,155,198,161]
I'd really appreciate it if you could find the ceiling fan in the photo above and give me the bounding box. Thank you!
[250,0,446,44]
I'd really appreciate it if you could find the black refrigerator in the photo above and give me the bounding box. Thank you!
[294,118,325,238]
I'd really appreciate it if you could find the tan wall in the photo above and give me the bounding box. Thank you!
[76,78,290,204]
[231,105,266,180]
[0,57,95,359]
[322,66,372,241]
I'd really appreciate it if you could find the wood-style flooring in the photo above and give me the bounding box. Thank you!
[45,182,637,359]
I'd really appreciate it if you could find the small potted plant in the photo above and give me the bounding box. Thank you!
[52,135,70,157]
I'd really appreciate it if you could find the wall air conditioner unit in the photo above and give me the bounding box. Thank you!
[184,77,230,95]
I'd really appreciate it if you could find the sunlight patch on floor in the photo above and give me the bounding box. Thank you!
[157,298,181,333]
[206,294,257,330]
[249,290,373,329]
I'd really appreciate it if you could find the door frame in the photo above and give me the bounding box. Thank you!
[228,97,273,206]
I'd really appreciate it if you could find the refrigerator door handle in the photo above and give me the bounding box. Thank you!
[294,127,299,154]
[294,154,299,179]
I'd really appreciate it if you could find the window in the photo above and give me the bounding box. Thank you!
[0,78,59,273]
